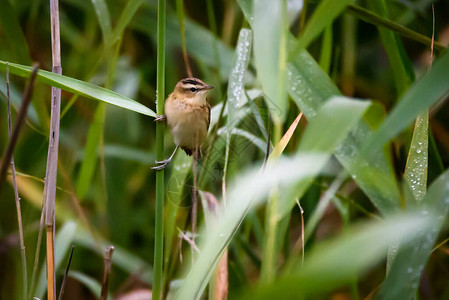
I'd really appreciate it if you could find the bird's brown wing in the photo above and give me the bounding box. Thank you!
[206,102,211,131]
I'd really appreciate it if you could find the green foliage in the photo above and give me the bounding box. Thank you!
[1,1,449,299]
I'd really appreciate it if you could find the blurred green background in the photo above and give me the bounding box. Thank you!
[1,0,449,299]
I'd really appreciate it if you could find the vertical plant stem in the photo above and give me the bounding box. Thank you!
[6,63,28,300]
[261,0,288,281]
[100,246,115,300]
[45,0,62,299]
[153,0,166,298]
[261,124,282,283]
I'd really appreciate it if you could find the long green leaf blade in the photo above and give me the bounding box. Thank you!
[377,169,449,299]
[238,212,437,299]
[291,0,354,54]
[0,61,156,117]
[404,112,428,205]
[238,0,401,215]
[253,0,288,124]
[365,51,449,149]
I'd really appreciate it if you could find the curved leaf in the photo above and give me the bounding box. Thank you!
[0,61,156,117]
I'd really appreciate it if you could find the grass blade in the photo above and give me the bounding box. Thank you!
[404,112,428,205]
[76,104,106,199]
[238,212,437,299]
[238,0,401,215]
[377,169,449,299]
[224,28,253,196]
[290,0,354,54]
[365,50,449,150]
[110,0,144,44]
[253,0,288,124]
[89,0,112,45]
[368,0,414,95]
[278,96,371,217]
[0,61,156,117]
[174,95,370,299]
[174,153,330,300]
[69,271,111,300]
[347,4,447,52]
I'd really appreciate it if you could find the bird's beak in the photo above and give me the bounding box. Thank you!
[204,85,214,90]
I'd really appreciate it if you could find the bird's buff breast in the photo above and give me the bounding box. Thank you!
[165,98,208,149]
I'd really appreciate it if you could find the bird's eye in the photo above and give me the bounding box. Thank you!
[190,87,197,92]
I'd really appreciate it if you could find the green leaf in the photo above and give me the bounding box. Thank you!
[238,0,401,215]
[288,50,400,215]
[253,0,288,124]
[131,11,235,79]
[102,144,156,164]
[290,0,354,55]
[76,103,105,199]
[377,169,449,299]
[74,229,153,284]
[404,112,428,205]
[319,24,333,74]
[164,151,192,270]
[347,5,447,52]
[174,95,370,299]
[110,0,144,44]
[278,96,371,217]
[0,0,31,64]
[174,153,330,300]
[224,28,253,182]
[0,61,156,117]
[365,51,449,150]
[227,28,252,128]
[368,0,414,95]
[69,271,111,300]
[238,212,437,299]
[90,0,112,44]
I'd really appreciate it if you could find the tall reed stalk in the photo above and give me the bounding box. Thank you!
[153,0,166,298]
[44,0,62,299]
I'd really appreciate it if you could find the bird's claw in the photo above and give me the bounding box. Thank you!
[154,114,167,123]
[151,161,168,170]
[151,158,171,170]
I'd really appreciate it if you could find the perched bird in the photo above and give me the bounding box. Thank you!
[152,78,213,170]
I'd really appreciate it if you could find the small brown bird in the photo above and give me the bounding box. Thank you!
[152,78,213,170]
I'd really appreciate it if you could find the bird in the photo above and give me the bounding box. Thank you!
[152,78,213,170]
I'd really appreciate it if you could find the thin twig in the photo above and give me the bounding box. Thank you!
[0,63,39,192]
[57,245,75,300]
[100,246,115,300]
[45,0,62,299]
[6,63,28,300]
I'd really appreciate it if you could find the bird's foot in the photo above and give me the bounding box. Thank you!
[151,157,173,170]
[154,114,167,123]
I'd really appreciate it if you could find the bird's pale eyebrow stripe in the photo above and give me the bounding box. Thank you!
[181,79,203,86]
